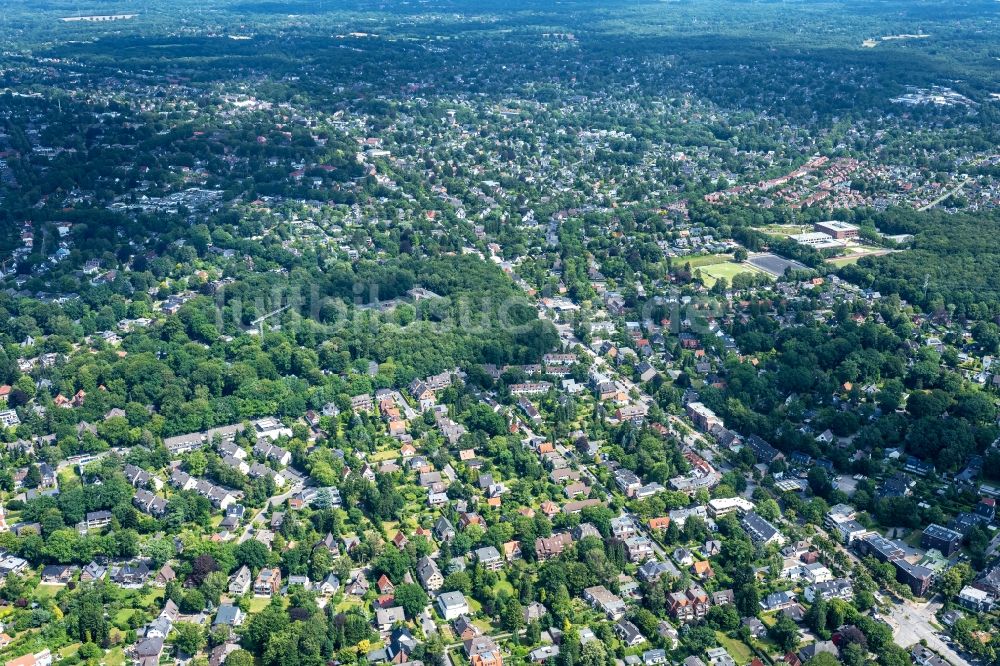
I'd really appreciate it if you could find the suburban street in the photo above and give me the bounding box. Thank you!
[237,481,304,544]
[883,597,971,666]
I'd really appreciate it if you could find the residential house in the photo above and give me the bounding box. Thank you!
[475,546,503,571]
[319,574,341,596]
[741,512,786,547]
[958,586,994,612]
[254,567,281,596]
[614,619,646,647]
[638,560,676,583]
[154,564,176,587]
[214,604,245,627]
[454,615,481,641]
[110,561,150,588]
[133,489,168,517]
[437,591,470,621]
[465,635,502,666]
[625,536,655,563]
[376,606,406,632]
[760,591,797,612]
[229,565,252,595]
[417,556,444,592]
[668,585,710,622]
[40,564,75,584]
[584,585,627,620]
[803,579,853,603]
[523,602,547,624]
[535,533,573,561]
[797,642,838,664]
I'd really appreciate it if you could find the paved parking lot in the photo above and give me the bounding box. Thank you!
[747,253,808,276]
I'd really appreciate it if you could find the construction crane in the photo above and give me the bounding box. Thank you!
[250,304,292,336]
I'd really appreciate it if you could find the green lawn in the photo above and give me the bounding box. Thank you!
[138,589,165,607]
[57,467,78,487]
[370,449,401,462]
[826,253,862,266]
[249,596,273,613]
[759,224,811,237]
[684,253,734,268]
[35,583,64,600]
[697,261,769,287]
[105,646,126,666]
[334,597,363,613]
[494,576,515,598]
[59,643,81,658]
[716,633,753,663]
[113,608,137,625]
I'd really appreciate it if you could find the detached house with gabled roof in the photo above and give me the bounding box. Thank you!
[535,532,573,561]
[417,556,443,592]
[254,567,281,596]
[615,618,646,647]
[741,512,786,547]
[409,380,436,412]
[465,635,502,666]
[668,585,710,622]
[434,517,456,542]
[229,565,252,596]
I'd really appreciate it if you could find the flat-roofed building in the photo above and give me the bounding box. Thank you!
[814,220,859,239]
[791,232,845,249]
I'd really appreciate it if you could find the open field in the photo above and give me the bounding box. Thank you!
[826,246,898,266]
[57,466,78,487]
[697,260,768,287]
[758,223,812,237]
[827,254,863,266]
[683,253,734,268]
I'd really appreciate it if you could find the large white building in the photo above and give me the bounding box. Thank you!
[707,497,755,518]
[791,232,845,249]
[437,591,470,620]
